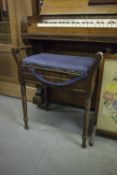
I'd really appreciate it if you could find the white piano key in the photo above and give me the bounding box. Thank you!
[37,19,117,28]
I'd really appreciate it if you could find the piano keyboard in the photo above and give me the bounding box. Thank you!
[37,19,117,28]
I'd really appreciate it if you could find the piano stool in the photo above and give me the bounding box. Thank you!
[12,49,103,148]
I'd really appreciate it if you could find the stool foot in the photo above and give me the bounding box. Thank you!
[89,142,94,147]
[82,142,86,148]
[24,123,29,129]
[89,137,95,146]
[89,125,96,146]
[82,137,87,148]
[23,117,29,129]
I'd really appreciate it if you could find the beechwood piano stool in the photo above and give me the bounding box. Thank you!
[12,49,103,148]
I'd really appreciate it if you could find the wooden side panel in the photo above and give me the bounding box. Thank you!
[14,0,33,46]
[0,0,34,97]
[0,52,18,83]
[8,0,18,47]
[0,82,36,101]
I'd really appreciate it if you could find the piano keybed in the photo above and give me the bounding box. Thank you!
[23,14,117,43]
[37,18,117,28]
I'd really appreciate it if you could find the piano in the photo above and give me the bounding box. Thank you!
[21,0,117,107]
[22,0,117,44]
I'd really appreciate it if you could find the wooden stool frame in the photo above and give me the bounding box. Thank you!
[12,48,103,148]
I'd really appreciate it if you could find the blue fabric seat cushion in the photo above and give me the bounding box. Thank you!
[22,53,95,75]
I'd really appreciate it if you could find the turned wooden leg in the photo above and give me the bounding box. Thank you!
[82,96,91,148]
[21,81,28,129]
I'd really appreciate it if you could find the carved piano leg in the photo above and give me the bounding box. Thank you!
[82,96,91,148]
[21,81,28,129]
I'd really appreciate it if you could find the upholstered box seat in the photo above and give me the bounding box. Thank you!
[12,48,103,148]
[22,53,95,76]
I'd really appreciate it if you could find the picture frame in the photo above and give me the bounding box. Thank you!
[97,54,117,137]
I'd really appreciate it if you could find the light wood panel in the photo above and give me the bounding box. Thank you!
[14,0,33,46]
[0,0,35,97]
[0,82,36,101]
[8,0,18,47]
[0,52,18,83]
